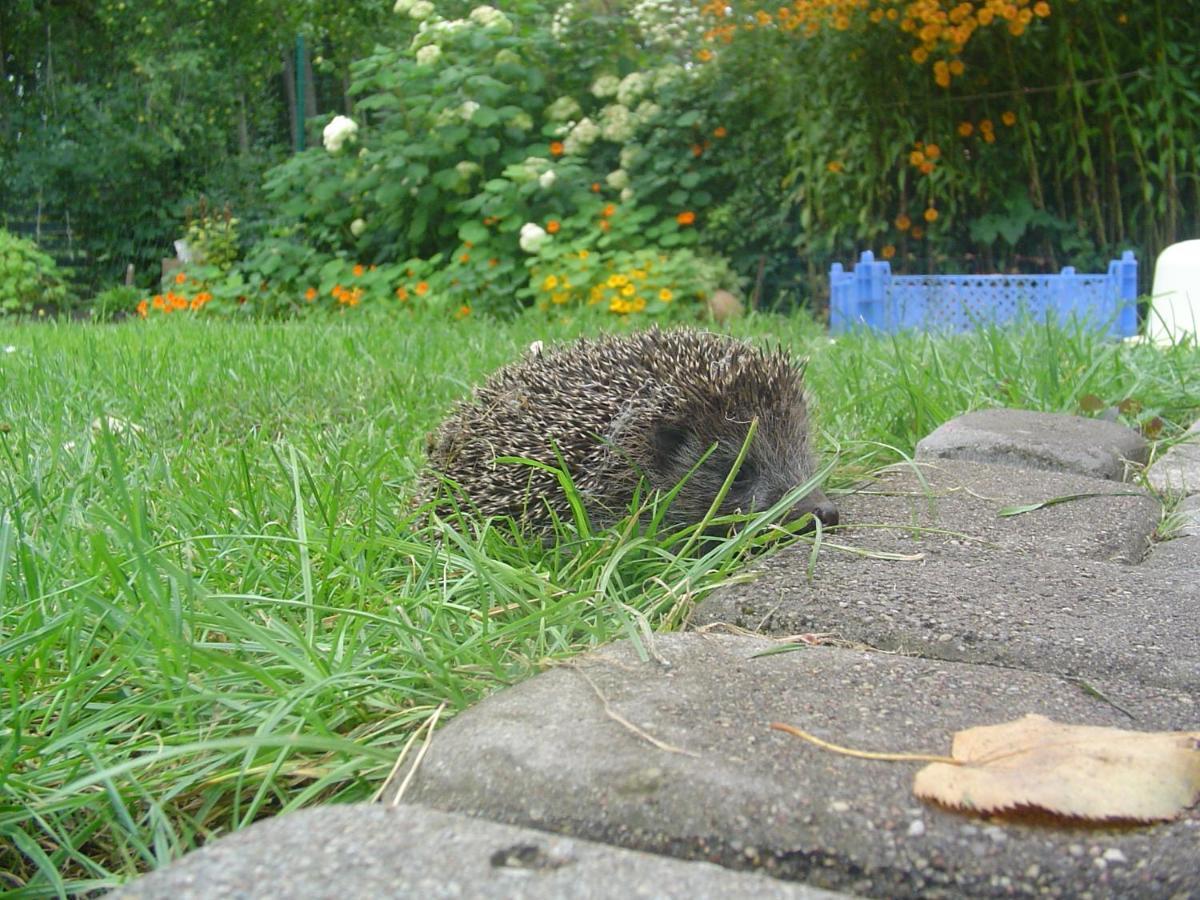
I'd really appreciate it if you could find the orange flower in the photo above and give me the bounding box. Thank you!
[353,264,365,277]
[676,211,696,226]
[895,213,912,231]
[305,287,317,302]
[957,121,974,137]
[136,299,149,318]
[331,284,344,298]
[546,220,561,234]
[911,225,925,239]
[591,182,601,193]
[979,118,994,133]
[826,160,844,173]
[174,272,187,285]
[1033,1,1051,17]
[598,219,611,232]
[549,141,565,156]
[396,286,409,301]
[909,150,925,166]
[483,216,498,226]
[697,48,713,62]
[415,281,430,296]
[1001,110,1017,126]
[691,143,704,157]
[925,143,941,160]
[152,294,166,310]
[919,161,935,175]
[455,304,471,319]
[713,126,727,138]
[881,244,896,260]
[602,203,616,218]
[923,207,939,223]
[460,253,471,264]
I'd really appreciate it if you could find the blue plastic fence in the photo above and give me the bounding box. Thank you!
[829,250,1138,336]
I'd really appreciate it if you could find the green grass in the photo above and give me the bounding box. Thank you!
[1,312,1198,897]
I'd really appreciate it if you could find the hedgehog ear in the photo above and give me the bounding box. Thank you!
[651,423,690,468]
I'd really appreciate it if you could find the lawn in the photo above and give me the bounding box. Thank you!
[2,312,1198,896]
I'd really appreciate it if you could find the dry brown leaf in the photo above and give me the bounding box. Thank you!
[914,714,1200,822]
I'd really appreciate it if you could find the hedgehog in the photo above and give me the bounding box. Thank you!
[424,327,838,534]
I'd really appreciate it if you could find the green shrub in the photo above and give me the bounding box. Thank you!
[0,228,72,315]
[91,284,144,321]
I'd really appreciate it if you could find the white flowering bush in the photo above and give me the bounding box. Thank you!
[253,0,738,317]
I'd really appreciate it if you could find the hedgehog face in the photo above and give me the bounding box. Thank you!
[646,409,838,530]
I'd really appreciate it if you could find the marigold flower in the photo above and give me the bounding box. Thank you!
[137,299,149,318]
[591,183,602,193]
[549,141,565,156]
[305,287,317,301]
[983,131,996,143]
[676,210,696,226]
[353,264,365,277]
[488,258,499,267]
[602,203,616,218]
[713,126,727,138]
[1001,110,1017,126]
[881,244,896,260]
[925,143,941,160]
[924,207,939,223]
[911,225,925,239]
[455,304,471,319]
[1033,1,1051,17]
[415,281,430,296]
[692,144,704,158]
[659,288,673,302]
[909,150,925,166]
[152,294,166,309]
[957,121,974,137]
[174,272,187,284]
[543,274,559,292]
[546,220,561,234]
[459,253,470,264]
[895,213,912,231]
[949,59,965,76]
[599,220,611,232]
[827,160,844,173]
[396,286,409,301]
[697,48,713,62]
[979,118,994,133]
[919,161,935,174]
[912,46,929,64]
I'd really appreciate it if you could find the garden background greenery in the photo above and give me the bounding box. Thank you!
[3,1,1200,896]
[2,0,1197,316]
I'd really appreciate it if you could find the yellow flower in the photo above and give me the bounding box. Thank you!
[659,288,674,302]
[1001,110,1017,126]
[924,207,939,223]
[542,274,559,292]
[621,283,635,297]
[1033,1,1051,17]
[827,160,844,173]
[957,121,974,137]
[881,244,896,260]
[911,47,929,64]
[895,213,912,231]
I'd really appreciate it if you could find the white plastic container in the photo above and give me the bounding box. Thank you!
[1147,240,1200,344]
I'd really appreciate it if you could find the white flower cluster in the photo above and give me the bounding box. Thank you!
[322,115,358,153]
[407,0,435,20]
[455,160,482,180]
[605,169,629,190]
[563,117,599,155]
[545,96,582,122]
[519,222,549,253]
[634,100,662,125]
[629,0,703,50]
[591,75,620,99]
[350,218,367,237]
[599,104,635,143]
[468,5,513,32]
[494,48,521,66]
[549,2,575,40]
[538,169,557,189]
[616,72,649,107]
[416,44,441,65]
[508,110,533,131]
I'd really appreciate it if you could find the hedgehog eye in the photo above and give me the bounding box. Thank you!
[652,424,690,466]
[731,460,757,486]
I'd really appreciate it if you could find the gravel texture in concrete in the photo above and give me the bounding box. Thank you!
[112,803,847,900]
[385,634,1199,899]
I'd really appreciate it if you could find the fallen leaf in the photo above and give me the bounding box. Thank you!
[914,714,1200,822]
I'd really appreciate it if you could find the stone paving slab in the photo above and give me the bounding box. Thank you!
[113,802,844,900]
[833,459,1159,564]
[1148,419,1200,495]
[692,549,1200,693]
[385,634,1199,899]
[915,409,1149,481]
